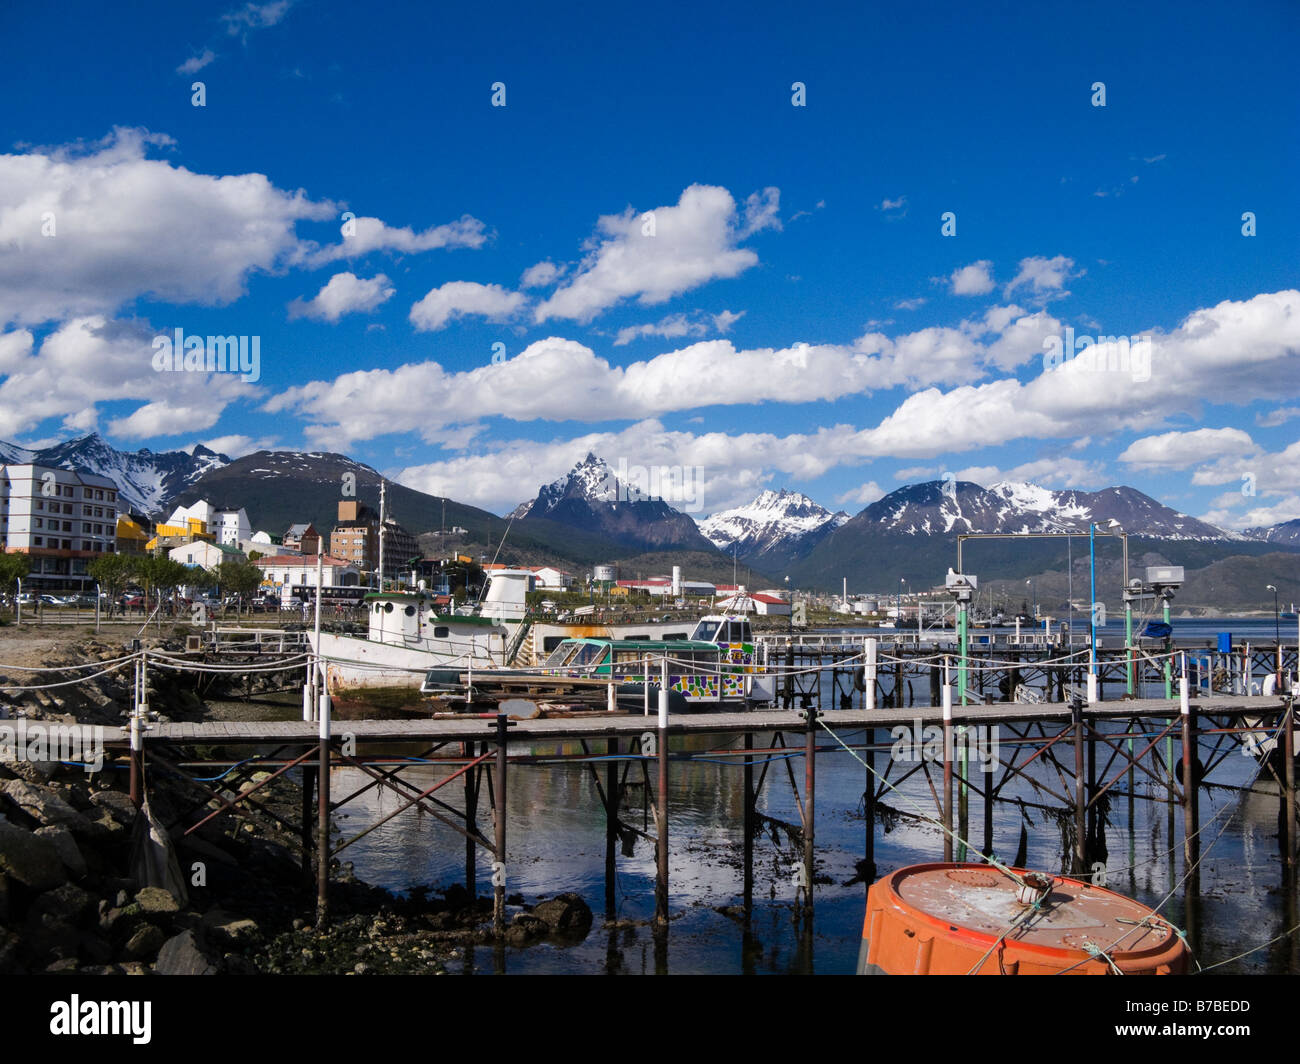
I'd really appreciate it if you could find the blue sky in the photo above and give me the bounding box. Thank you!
[0,0,1296,525]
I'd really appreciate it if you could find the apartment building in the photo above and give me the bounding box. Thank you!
[0,464,122,590]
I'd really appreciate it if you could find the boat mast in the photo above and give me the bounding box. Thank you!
[378,480,386,592]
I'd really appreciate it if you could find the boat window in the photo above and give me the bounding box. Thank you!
[614,650,646,665]
[692,620,720,642]
[434,626,449,638]
[738,622,753,642]
[664,632,688,642]
[543,642,580,667]
[620,634,649,642]
[383,602,394,613]
[373,603,381,614]
[404,605,415,616]
[569,643,607,669]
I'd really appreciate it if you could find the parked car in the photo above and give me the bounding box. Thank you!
[281,596,303,611]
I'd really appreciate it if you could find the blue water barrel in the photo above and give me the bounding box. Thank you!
[1216,632,1232,654]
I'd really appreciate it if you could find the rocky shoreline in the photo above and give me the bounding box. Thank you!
[0,626,593,974]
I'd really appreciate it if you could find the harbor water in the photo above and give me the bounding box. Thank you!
[325,616,1298,974]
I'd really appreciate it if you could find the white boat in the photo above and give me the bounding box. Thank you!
[308,568,776,707]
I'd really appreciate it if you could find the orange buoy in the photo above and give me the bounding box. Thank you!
[858,863,1190,975]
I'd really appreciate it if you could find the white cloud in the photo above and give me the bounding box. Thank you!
[222,0,293,35]
[0,127,334,328]
[950,261,995,296]
[306,214,487,266]
[394,419,866,515]
[1257,406,1300,427]
[533,184,776,324]
[613,309,744,346]
[836,481,885,506]
[954,457,1107,489]
[520,260,563,288]
[176,50,216,75]
[878,196,907,212]
[195,434,278,457]
[1119,428,1256,470]
[0,315,253,440]
[408,281,526,332]
[288,272,394,322]
[263,304,1072,448]
[738,187,782,238]
[847,290,1300,461]
[1004,255,1079,299]
[894,297,927,311]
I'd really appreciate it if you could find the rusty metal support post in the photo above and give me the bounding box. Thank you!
[1179,667,1199,872]
[942,661,953,862]
[1284,700,1297,874]
[301,763,315,893]
[604,736,618,918]
[802,708,817,914]
[864,725,875,881]
[1072,696,1087,875]
[743,731,754,913]
[316,733,330,928]
[655,698,669,929]
[493,713,509,933]
[464,740,477,895]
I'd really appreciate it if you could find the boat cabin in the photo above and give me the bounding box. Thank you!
[365,590,506,658]
[540,636,756,704]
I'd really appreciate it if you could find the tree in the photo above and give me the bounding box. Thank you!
[0,552,30,606]
[213,559,265,616]
[88,553,133,612]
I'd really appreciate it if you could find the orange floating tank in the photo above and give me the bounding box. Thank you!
[858,863,1190,975]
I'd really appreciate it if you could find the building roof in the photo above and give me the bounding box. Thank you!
[254,554,355,567]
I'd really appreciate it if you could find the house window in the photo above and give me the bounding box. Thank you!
[33,536,42,546]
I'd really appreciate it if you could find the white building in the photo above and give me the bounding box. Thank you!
[716,592,790,616]
[254,553,361,602]
[166,500,251,546]
[168,540,246,570]
[0,464,122,590]
[531,566,574,591]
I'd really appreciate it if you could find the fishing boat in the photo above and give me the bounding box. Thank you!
[421,618,777,709]
[308,562,775,710]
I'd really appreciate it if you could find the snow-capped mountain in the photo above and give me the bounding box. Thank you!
[510,453,717,552]
[1246,517,1300,546]
[0,433,229,515]
[699,489,848,565]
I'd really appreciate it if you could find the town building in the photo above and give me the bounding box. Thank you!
[167,540,247,570]
[253,553,361,603]
[0,463,122,591]
[282,522,319,555]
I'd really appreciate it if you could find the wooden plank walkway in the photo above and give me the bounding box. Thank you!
[98,694,1289,747]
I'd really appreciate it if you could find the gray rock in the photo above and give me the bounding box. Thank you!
[31,883,95,926]
[532,892,593,936]
[122,924,166,960]
[34,825,87,879]
[201,910,259,947]
[504,913,549,947]
[0,927,19,973]
[89,789,137,826]
[0,819,65,890]
[153,930,218,975]
[0,779,91,831]
[134,886,180,915]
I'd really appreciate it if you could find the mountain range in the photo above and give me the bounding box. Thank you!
[2,434,1297,601]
